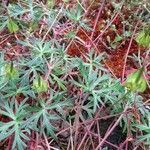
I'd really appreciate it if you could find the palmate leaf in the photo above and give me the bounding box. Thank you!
[66,4,83,22]
[71,64,110,112]
[51,74,67,90]
[8,1,43,21]
[135,113,150,145]
[8,3,28,18]
[0,99,31,150]
[1,83,32,99]
[0,122,16,141]
[27,107,58,139]
[12,127,30,150]
[0,16,8,31]
[27,91,72,139]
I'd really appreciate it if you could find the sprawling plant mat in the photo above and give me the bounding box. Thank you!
[0,0,150,150]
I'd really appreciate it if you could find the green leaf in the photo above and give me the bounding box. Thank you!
[114,34,123,42]
[0,99,31,149]
[51,74,67,90]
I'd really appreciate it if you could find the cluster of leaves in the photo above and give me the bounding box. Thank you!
[0,0,150,149]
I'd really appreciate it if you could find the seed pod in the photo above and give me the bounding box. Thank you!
[136,28,150,47]
[32,76,48,93]
[5,62,18,79]
[124,67,147,93]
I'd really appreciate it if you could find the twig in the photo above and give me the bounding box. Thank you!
[43,132,50,150]
[89,131,119,149]
[95,102,129,150]
[77,106,104,150]
[94,12,120,44]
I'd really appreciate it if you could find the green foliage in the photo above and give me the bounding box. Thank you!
[111,34,123,49]
[0,99,31,150]
[65,5,91,30]
[135,112,150,145]
[27,90,72,139]
[71,51,126,112]
[0,1,43,32]
[1,83,31,99]
[0,0,149,149]
[66,5,83,22]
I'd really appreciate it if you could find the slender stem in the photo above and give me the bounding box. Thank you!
[94,12,120,44]
[77,106,103,150]
[90,0,105,40]
[95,102,129,150]
[42,4,64,42]
[121,22,139,83]
[43,132,50,150]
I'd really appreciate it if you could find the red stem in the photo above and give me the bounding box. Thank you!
[121,22,139,83]
[94,12,120,44]
[90,0,105,40]
[95,103,129,149]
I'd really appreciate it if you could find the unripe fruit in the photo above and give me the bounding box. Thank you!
[5,62,18,79]
[124,67,147,93]
[32,76,48,93]
[136,28,150,47]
